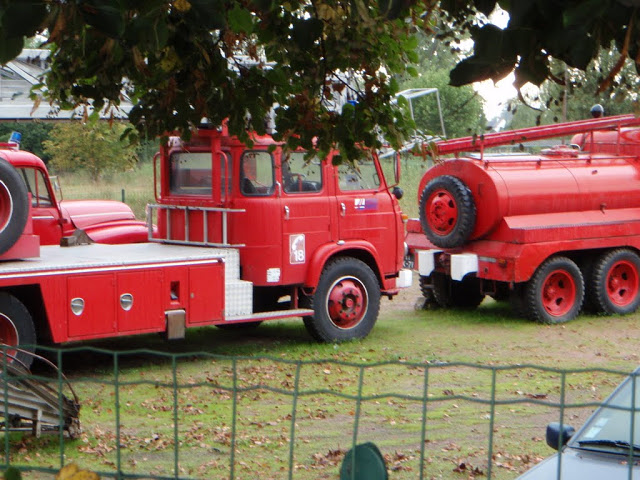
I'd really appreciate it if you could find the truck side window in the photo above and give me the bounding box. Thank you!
[240,151,274,196]
[169,152,212,196]
[19,167,53,207]
[338,156,381,192]
[283,152,323,194]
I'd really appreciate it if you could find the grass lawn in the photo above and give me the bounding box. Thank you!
[17,157,636,479]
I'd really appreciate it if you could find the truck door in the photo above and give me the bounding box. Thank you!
[334,154,399,275]
[279,152,334,285]
[231,149,283,286]
[18,166,62,245]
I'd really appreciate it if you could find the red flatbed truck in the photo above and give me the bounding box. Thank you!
[0,126,411,366]
[405,114,640,323]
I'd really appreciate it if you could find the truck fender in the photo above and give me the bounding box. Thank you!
[82,221,153,244]
[304,240,384,293]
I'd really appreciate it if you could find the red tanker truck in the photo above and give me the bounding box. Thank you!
[405,114,640,323]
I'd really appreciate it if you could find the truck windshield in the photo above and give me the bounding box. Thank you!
[338,155,381,191]
[240,151,274,196]
[283,152,322,193]
[19,167,53,207]
[169,152,212,196]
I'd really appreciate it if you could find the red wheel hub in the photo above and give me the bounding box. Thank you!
[426,189,457,235]
[606,260,639,307]
[541,270,576,317]
[0,180,13,234]
[0,313,18,361]
[327,277,368,329]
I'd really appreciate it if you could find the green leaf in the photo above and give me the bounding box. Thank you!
[2,1,47,38]
[291,18,322,50]
[186,0,226,30]
[0,35,24,65]
[266,68,288,86]
[406,66,418,77]
[80,0,126,38]
[228,5,254,34]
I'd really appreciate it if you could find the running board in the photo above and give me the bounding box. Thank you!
[223,308,315,323]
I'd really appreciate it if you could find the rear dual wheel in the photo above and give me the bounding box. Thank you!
[525,257,584,324]
[431,272,484,309]
[589,249,640,315]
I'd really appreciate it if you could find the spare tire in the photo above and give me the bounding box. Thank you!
[419,175,476,248]
[0,158,29,255]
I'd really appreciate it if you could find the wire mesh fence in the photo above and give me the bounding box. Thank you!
[0,345,636,479]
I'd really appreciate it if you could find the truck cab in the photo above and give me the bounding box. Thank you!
[0,142,149,246]
[150,126,411,341]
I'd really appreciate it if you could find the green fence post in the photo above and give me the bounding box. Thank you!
[172,356,179,479]
[2,347,9,468]
[287,362,302,480]
[486,368,497,480]
[419,365,430,480]
[114,353,122,480]
[57,349,65,470]
[230,357,238,480]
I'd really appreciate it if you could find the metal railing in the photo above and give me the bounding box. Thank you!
[147,204,245,248]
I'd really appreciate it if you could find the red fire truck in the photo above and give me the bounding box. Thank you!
[0,127,410,366]
[406,114,640,323]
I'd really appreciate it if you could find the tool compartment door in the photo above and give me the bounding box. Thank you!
[117,269,164,333]
[187,262,225,325]
[67,274,116,338]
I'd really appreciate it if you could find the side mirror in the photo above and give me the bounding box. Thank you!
[392,186,404,200]
[546,422,575,450]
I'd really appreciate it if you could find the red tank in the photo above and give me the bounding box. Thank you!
[418,149,640,248]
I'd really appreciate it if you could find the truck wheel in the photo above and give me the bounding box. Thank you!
[0,293,36,368]
[0,158,29,255]
[525,257,584,324]
[589,249,640,315]
[419,275,437,304]
[303,258,380,342]
[432,272,484,308]
[419,175,475,248]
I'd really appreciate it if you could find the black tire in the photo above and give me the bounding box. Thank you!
[431,272,484,309]
[589,249,640,315]
[525,256,584,324]
[0,158,29,255]
[0,293,36,368]
[416,275,439,310]
[303,257,380,342]
[419,175,476,248]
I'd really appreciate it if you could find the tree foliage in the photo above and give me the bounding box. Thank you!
[400,36,486,138]
[0,122,53,162]
[509,44,640,129]
[43,122,137,182]
[0,1,638,158]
